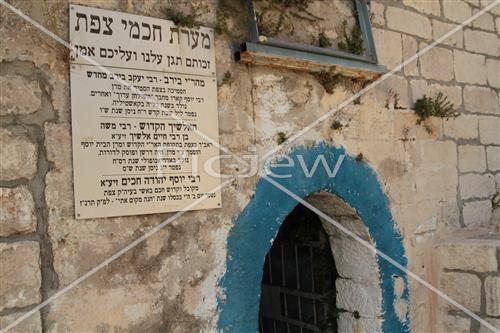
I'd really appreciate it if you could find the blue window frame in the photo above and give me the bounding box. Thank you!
[237,0,386,79]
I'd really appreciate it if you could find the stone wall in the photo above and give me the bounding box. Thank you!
[310,192,384,332]
[433,237,499,332]
[0,0,499,332]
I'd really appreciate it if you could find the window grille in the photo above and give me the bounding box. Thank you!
[259,204,338,333]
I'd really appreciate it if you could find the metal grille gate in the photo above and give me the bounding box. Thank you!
[259,204,338,333]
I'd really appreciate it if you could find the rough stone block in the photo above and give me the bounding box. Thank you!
[45,283,163,332]
[329,227,380,284]
[487,146,500,171]
[0,241,41,311]
[410,79,462,106]
[373,28,402,69]
[337,312,382,333]
[443,115,478,139]
[408,79,426,105]
[419,45,454,81]
[479,116,500,144]
[378,75,409,109]
[460,173,496,200]
[443,0,472,23]
[442,315,471,333]
[403,0,440,15]
[336,279,381,317]
[472,10,495,31]
[464,29,500,56]
[439,272,481,312]
[454,50,487,84]
[463,200,493,227]
[486,0,500,15]
[0,127,37,181]
[0,76,41,116]
[402,35,419,76]
[393,112,431,138]
[44,169,74,223]
[485,276,500,316]
[44,122,72,169]
[412,140,458,170]
[479,318,500,333]
[458,145,487,173]
[0,311,42,333]
[0,186,36,236]
[415,167,458,202]
[486,58,500,88]
[464,86,499,115]
[432,20,463,48]
[370,2,385,26]
[436,242,498,272]
[386,6,432,39]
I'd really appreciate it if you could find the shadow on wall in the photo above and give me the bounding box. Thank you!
[217,143,410,332]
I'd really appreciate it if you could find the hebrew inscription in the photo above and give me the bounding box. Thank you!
[70,5,220,219]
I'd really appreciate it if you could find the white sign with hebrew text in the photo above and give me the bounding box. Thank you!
[70,4,221,219]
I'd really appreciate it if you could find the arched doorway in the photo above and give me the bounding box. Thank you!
[259,192,384,333]
[259,203,339,332]
[217,144,409,332]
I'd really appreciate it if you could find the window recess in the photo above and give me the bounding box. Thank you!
[237,0,386,80]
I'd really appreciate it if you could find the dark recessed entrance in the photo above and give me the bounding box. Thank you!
[259,203,338,333]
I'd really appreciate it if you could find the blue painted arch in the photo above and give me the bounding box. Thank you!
[217,143,409,332]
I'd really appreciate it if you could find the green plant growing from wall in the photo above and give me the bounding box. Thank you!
[312,67,369,96]
[163,7,198,27]
[162,3,208,28]
[312,68,340,94]
[318,31,332,48]
[221,71,233,85]
[337,19,364,55]
[330,120,343,130]
[276,131,288,144]
[492,192,500,211]
[413,92,458,124]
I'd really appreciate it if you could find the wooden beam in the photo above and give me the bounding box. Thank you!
[237,42,387,80]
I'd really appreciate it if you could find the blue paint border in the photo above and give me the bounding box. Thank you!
[217,143,409,332]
